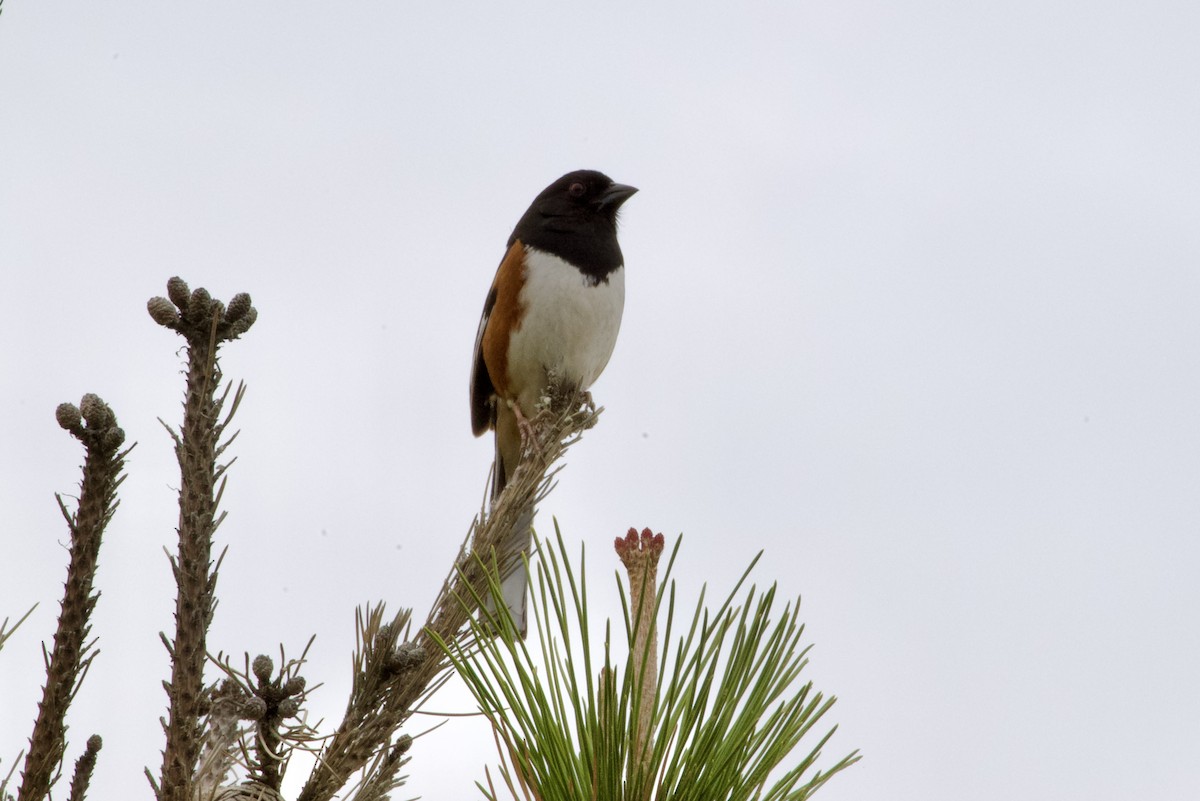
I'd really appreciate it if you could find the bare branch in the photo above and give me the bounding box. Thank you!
[17,395,128,801]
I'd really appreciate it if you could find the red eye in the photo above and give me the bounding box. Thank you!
[568,182,586,197]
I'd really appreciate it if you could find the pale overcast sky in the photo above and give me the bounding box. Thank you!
[2,2,1198,799]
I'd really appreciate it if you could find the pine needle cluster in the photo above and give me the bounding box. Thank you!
[439,528,860,801]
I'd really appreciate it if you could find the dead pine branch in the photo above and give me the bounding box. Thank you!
[16,394,129,801]
[296,381,599,801]
[146,277,257,801]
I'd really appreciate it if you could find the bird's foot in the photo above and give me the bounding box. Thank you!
[508,399,542,456]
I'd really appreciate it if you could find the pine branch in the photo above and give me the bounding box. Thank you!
[147,277,257,801]
[297,382,599,801]
[16,395,129,801]
[65,736,102,801]
[345,735,412,801]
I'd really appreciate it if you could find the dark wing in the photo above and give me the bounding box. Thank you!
[471,240,527,436]
[470,280,498,436]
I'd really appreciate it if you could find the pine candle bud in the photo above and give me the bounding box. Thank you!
[166,276,191,311]
[252,655,274,684]
[147,296,180,327]
[230,305,259,337]
[79,393,112,428]
[56,403,82,431]
[188,287,213,320]
[102,427,126,451]
[225,292,252,323]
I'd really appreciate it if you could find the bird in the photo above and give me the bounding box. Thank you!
[469,169,637,635]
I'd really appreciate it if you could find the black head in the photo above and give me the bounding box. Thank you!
[509,169,638,283]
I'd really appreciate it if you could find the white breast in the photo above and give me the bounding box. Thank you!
[506,246,625,412]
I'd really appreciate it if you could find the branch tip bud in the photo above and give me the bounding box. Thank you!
[56,403,82,431]
[166,276,191,311]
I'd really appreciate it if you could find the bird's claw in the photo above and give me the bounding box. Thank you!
[508,399,542,456]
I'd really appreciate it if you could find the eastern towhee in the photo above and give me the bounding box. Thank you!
[470,169,637,634]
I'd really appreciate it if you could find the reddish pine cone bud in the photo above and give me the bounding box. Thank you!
[614,527,665,570]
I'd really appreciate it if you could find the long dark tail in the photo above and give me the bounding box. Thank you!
[483,404,534,636]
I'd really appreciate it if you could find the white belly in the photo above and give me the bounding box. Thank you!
[506,247,625,412]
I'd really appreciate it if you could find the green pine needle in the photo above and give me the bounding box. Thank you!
[434,524,860,800]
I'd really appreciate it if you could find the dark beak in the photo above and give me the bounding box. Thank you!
[597,182,638,211]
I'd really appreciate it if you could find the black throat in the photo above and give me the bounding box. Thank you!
[509,216,624,285]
